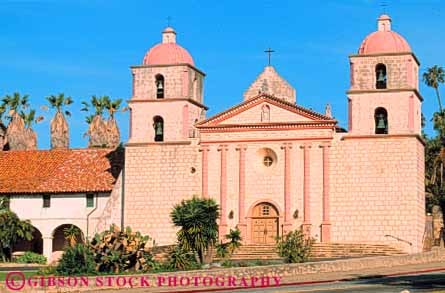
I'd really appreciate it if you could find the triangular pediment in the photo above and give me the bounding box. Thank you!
[197,93,336,128]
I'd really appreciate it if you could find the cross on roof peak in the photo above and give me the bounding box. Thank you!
[264,48,275,66]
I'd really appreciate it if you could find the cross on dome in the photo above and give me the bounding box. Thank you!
[358,14,411,55]
[143,26,194,66]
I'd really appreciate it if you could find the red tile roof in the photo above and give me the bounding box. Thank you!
[0,148,124,194]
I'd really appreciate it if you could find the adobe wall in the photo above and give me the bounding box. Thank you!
[348,91,422,135]
[220,102,312,124]
[203,128,333,242]
[330,134,425,253]
[129,101,202,143]
[124,142,201,245]
[349,54,419,90]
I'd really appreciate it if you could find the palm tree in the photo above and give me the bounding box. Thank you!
[0,104,7,150]
[45,93,73,149]
[2,92,29,118]
[20,109,43,129]
[423,65,445,113]
[81,95,108,117]
[46,93,73,116]
[171,197,219,264]
[2,93,39,150]
[82,95,126,148]
[63,225,81,248]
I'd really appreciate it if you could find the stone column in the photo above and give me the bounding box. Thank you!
[236,145,247,239]
[199,145,210,198]
[218,145,229,236]
[301,143,312,237]
[281,143,292,233]
[43,236,53,263]
[320,143,331,242]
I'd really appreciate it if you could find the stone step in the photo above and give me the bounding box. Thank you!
[214,242,407,261]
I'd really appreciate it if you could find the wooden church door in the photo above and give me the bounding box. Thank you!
[251,203,279,244]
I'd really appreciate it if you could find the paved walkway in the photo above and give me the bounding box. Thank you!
[90,261,445,292]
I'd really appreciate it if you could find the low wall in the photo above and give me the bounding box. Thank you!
[2,248,445,292]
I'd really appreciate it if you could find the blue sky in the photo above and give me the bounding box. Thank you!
[0,0,444,149]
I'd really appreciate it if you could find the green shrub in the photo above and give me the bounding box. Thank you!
[171,198,219,264]
[276,229,314,263]
[15,252,46,264]
[221,260,233,268]
[37,265,57,276]
[56,244,96,275]
[167,246,198,270]
[90,225,157,273]
[225,228,242,254]
[215,242,229,259]
[215,228,242,262]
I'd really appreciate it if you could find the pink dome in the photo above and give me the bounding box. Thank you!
[358,15,411,55]
[143,27,194,66]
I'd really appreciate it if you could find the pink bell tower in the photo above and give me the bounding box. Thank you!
[347,15,422,135]
[128,27,207,143]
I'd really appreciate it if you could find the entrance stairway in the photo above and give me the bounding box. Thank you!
[215,243,406,261]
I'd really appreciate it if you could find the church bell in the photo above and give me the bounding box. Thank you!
[377,70,386,83]
[376,114,386,130]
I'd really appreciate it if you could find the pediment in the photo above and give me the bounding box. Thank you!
[197,93,335,128]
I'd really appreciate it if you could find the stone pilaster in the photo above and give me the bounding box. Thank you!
[301,143,312,237]
[218,145,229,236]
[281,143,293,233]
[320,143,331,242]
[199,145,210,198]
[43,236,53,262]
[236,145,247,239]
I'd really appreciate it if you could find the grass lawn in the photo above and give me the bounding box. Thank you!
[0,271,37,282]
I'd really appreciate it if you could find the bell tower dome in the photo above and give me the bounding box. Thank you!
[347,14,422,135]
[128,27,207,144]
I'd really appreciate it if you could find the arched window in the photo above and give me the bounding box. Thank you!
[374,107,388,134]
[155,74,164,99]
[261,105,270,122]
[153,116,164,141]
[375,64,387,89]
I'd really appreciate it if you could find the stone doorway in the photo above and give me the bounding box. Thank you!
[251,202,279,244]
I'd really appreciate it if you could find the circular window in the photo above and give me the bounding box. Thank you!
[263,156,274,167]
[256,148,277,170]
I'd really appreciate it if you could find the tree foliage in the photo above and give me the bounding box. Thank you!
[170,197,219,264]
[276,229,314,263]
[56,243,96,275]
[0,209,34,261]
[45,93,73,117]
[424,65,445,218]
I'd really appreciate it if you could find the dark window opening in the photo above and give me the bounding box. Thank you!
[43,194,51,208]
[376,64,387,89]
[153,116,164,142]
[375,107,388,134]
[86,193,94,208]
[155,74,165,99]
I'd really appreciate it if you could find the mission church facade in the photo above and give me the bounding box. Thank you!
[1,14,425,260]
[123,14,424,252]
